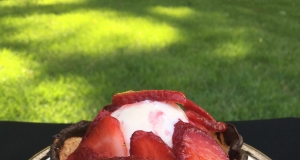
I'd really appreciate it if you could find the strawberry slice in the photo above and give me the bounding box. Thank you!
[188,120,209,133]
[69,115,128,159]
[103,104,121,112]
[173,121,229,160]
[84,110,111,138]
[185,110,228,132]
[112,90,186,106]
[183,99,216,122]
[67,145,98,160]
[130,130,175,160]
[94,156,152,160]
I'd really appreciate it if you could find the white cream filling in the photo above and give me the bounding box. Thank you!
[111,100,189,151]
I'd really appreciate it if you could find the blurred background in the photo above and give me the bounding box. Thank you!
[0,0,299,123]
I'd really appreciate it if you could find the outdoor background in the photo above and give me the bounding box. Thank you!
[0,0,299,123]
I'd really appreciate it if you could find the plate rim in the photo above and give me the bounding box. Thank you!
[242,143,271,160]
[29,146,50,160]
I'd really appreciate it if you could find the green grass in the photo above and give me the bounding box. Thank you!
[0,0,299,123]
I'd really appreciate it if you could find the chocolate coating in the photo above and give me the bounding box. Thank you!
[214,123,248,160]
[50,122,247,160]
[49,121,91,160]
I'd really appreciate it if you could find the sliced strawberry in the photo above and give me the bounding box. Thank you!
[67,145,98,160]
[103,104,121,112]
[185,110,228,132]
[70,115,128,159]
[130,130,175,160]
[84,110,111,138]
[183,99,216,122]
[188,120,209,133]
[95,156,152,160]
[173,121,229,160]
[112,90,186,106]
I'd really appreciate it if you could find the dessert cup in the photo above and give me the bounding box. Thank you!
[50,122,247,160]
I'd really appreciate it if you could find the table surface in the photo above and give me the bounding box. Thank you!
[0,118,299,160]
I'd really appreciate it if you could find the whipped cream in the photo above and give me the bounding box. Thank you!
[111,100,189,151]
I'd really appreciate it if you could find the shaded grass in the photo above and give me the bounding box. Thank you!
[0,0,299,123]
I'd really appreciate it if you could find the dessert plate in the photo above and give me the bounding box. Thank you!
[29,143,271,160]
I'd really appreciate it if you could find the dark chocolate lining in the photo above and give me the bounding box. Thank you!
[222,123,248,160]
[49,121,91,160]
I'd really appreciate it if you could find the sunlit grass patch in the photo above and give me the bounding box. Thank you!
[214,41,249,58]
[81,10,180,52]
[35,0,85,5]
[149,6,196,19]
[0,73,104,123]
[0,49,34,81]
[29,75,96,122]
[2,9,180,56]
[0,0,85,6]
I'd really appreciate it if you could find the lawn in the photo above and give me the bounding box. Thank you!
[0,0,299,123]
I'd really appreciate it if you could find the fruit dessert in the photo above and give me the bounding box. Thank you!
[50,90,247,160]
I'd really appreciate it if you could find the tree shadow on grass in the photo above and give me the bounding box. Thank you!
[1,0,299,122]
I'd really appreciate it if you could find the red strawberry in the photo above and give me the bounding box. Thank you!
[84,110,111,138]
[188,120,209,133]
[130,130,175,160]
[67,145,98,160]
[103,104,121,112]
[70,115,128,159]
[173,121,229,160]
[95,156,152,160]
[183,99,216,122]
[112,90,186,106]
[185,110,227,132]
